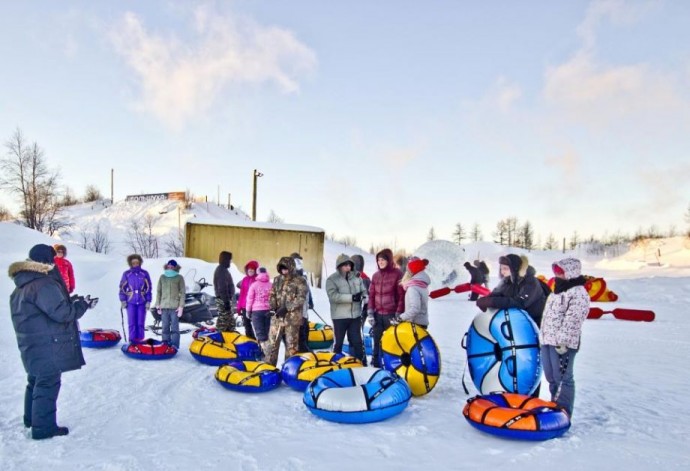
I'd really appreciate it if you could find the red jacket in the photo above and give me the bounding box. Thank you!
[54,256,75,294]
[368,266,404,316]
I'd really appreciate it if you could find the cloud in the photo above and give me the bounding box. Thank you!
[109,7,316,129]
[577,0,658,52]
[544,149,582,193]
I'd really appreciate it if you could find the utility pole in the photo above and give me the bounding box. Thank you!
[252,169,263,221]
[110,168,114,203]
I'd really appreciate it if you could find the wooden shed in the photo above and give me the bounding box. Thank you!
[184,219,326,287]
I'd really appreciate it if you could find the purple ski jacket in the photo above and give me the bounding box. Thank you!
[119,267,153,305]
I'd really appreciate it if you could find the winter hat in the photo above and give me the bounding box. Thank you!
[407,258,429,275]
[165,259,180,270]
[53,244,67,255]
[258,267,267,274]
[245,260,259,271]
[464,261,472,269]
[127,254,143,267]
[552,263,565,276]
[29,244,56,264]
[290,252,302,260]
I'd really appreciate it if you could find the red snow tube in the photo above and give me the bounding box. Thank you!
[80,329,121,348]
[121,339,178,360]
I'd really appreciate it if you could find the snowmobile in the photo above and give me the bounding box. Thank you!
[147,270,218,335]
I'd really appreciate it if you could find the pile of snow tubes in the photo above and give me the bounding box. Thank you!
[121,339,178,360]
[463,393,571,440]
[191,326,219,339]
[343,325,374,356]
[307,322,334,350]
[215,361,282,393]
[304,367,412,424]
[463,308,541,395]
[80,329,121,348]
[381,322,441,396]
[281,351,362,391]
[189,331,262,366]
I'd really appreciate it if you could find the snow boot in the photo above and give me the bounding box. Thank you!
[32,426,69,440]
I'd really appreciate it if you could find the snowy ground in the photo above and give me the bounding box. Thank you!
[1,220,690,470]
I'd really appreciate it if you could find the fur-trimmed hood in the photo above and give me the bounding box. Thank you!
[8,260,54,288]
[498,254,530,283]
[276,256,297,275]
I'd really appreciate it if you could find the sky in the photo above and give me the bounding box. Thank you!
[1,0,689,252]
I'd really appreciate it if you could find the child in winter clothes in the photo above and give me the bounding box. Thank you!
[53,244,75,294]
[119,254,152,342]
[367,248,405,368]
[399,258,430,327]
[236,260,259,340]
[154,260,185,348]
[247,267,273,356]
[540,258,590,417]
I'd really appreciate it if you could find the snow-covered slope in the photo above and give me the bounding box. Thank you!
[2,224,689,469]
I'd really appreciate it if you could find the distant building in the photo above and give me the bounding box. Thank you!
[184,219,325,287]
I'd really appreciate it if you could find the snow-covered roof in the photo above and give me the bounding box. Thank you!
[186,217,325,234]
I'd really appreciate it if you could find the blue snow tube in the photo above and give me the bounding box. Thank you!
[303,367,412,424]
[121,339,178,360]
[342,325,374,356]
[464,308,541,395]
[215,361,282,393]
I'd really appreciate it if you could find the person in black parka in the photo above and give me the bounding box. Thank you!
[475,254,546,327]
[463,262,483,301]
[9,244,97,440]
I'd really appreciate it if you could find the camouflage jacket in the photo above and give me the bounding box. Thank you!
[269,256,308,323]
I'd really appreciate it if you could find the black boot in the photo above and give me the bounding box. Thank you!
[32,426,69,440]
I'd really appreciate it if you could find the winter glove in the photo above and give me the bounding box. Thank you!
[352,292,362,303]
[120,301,127,309]
[367,315,375,327]
[275,306,288,319]
[176,307,184,318]
[84,295,99,310]
[389,316,400,326]
[555,345,568,355]
[476,297,491,312]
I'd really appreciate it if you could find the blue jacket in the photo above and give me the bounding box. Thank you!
[9,260,89,376]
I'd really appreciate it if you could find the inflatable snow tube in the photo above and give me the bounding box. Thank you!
[189,332,262,366]
[191,326,221,340]
[304,367,412,424]
[585,277,618,302]
[343,325,373,356]
[307,322,334,350]
[121,339,178,360]
[80,329,121,348]
[463,393,571,441]
[381,322,441,397]
[464,308,541,395]
[281,351,362,392]
[215,361,282,393]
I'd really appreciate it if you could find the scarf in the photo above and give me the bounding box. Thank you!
[553,276,586,294]
[164,270,179,278]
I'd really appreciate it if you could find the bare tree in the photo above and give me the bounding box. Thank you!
[667,224,677,238]
[0,129,65,234]
[569,231,580,250]
[427,226,436,241]
[164,229,184,256]
[518,221,534,250]
[452,223,466,245]
[471,223,482,242]
[60,186,80,207]
[267,209,284,224]
[505,217,519,246]
[0,204,13,221]
[84,184,103,203]
[493,219,507,245]
[79,221,111,253]
[126,215,159,258]
[544,233,557,250]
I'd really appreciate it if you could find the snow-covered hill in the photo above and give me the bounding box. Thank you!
[2,221,690,469]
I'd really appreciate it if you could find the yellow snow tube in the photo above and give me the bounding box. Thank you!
[215,361,282,392]
[307,322,334,350]
[381,322,441,397]
[189,331,261,366]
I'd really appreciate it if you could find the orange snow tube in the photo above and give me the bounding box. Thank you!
[463,393,570,440]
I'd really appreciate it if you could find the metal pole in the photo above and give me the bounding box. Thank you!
[111,168,114,203]
[252,170,258,221]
